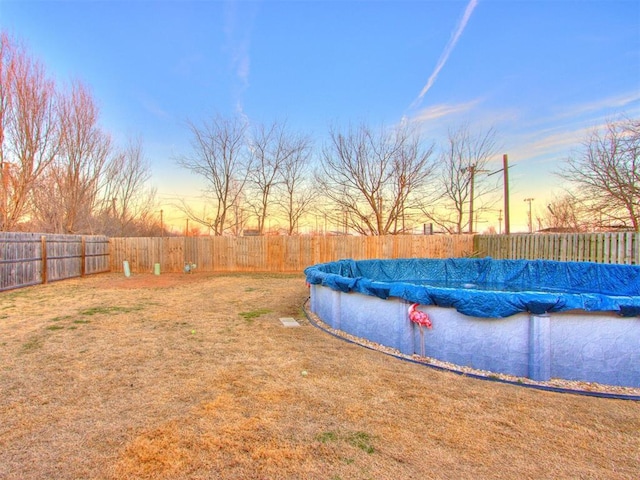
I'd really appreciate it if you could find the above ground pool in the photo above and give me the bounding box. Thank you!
[304,258,640,388]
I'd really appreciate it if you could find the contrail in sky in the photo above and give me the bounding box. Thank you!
[411,0,479,110]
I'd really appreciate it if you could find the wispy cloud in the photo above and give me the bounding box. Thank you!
[508,91,640,137]
[223,1,260,112]
[410,0,479,110]
[550,91,640,122]
[410,99,482,123]
[516,129,588,160]
[505,91,640,163]
[137,91,171,120]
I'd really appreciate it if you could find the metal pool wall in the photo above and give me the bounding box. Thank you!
[309,284,640,388]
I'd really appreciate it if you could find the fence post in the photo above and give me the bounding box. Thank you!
[81,236,86,277]
[41,235,47,284]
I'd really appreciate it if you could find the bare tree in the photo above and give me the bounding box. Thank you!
[0,32,60,230]
[559,117,640,231]
[228,179,248,236]
[275,132,315,235]
[245,122,291,235]
[421,125,500,234]
[0,31,156,235]
[317,123,435,235]
[32,81,111,234]
[30,171,65,232]
[176,115,250,235]
[536,194,589,232]
[245,121,316,235]
[98,136,156,236]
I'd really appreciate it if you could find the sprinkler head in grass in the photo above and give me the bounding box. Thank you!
[301,370,308,377]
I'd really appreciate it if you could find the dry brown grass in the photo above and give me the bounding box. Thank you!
[0,272,638,479]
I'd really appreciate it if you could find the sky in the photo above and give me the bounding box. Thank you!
[1,0,639,233]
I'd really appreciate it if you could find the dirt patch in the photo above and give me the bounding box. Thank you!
[94,272,207,289]
[1,273,639,479]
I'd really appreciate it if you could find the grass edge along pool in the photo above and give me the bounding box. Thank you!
[304,258,640,388]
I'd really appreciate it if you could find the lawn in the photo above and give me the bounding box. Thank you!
[0,273,638,479]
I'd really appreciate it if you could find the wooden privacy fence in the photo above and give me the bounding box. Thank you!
[0,233,110,291]
[110,235,476,274]
[4,232,638,290]
[475,232,640,265]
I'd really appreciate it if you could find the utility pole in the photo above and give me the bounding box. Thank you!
[524,197,535,233]
[468,165,476,234]
[503,154,510,235]
[498,209,503,234]
[486,154,512,235]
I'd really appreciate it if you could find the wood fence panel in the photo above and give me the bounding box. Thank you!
[47,235,78,281]
[410,236,426,258]
[222,237,233,270]
[603,234,611,264]
[267,237,282,272]
[625,232,633,265]
[1,233,109,291]
[84,237,110,275]
[550,235,558,260]
[475,232,640,265]
[614,234,622,263]
[107,232,640,275]
[0,233,41,290]
[576,234,583,262]
[542,235,551,260]
[618,234,625,264]
[234,237,247,271]
[362,237,374,259]
[544,235,552,260]
[109,235,475,274]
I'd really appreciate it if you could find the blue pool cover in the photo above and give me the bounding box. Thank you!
[304,258,640,318]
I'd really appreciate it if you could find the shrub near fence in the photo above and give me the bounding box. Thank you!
[109,235,476,274]
[0,233,110,291]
